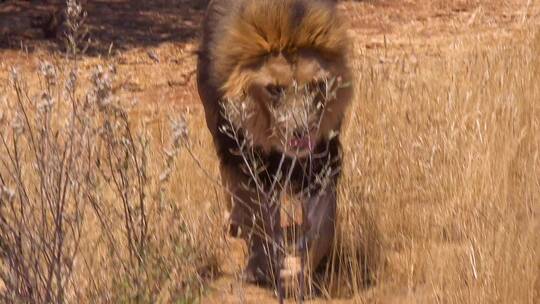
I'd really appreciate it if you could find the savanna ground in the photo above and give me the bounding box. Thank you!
[0,0,539,303]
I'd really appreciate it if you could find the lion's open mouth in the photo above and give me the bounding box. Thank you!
[288,133,316,153]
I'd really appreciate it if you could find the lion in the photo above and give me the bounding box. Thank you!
[197,0,353,289]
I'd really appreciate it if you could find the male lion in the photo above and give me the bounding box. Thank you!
[197,0,353,287]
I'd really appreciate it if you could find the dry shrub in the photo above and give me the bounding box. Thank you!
[0,20,223,304]
[0,1,224,303]
[0,59,223,303]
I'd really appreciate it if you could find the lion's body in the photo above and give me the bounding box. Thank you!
[197,0,353,287]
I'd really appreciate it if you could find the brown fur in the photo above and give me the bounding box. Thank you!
[197,0,353,288]
[211,0,348,91]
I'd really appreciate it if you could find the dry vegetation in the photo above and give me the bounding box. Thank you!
[0,51,224,303]
[0,0,539,303]
[337,29,540,303]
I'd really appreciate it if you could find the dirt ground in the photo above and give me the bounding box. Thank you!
[1,0,539,303]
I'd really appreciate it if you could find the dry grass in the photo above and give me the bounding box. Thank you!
[0,1,539,303]
[334,29,540,303]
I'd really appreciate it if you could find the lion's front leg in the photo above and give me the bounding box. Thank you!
[221,164,283,285]
[301,189,337,271]
[281,188,337,293]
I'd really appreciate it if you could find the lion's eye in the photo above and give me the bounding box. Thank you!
[317,81,327,94]
[306,80,327,95]
[265,84,285,100]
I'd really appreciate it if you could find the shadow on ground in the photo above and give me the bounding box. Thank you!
[0,0,207,54]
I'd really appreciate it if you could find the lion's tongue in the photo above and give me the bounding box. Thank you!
[289,135,314,151]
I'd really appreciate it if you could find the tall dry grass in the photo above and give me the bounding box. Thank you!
[0,2,538,303]
[332,29,540,302]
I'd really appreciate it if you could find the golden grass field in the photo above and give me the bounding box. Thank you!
[0,0,539,303]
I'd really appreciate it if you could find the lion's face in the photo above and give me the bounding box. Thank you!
[222,51,349,158]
